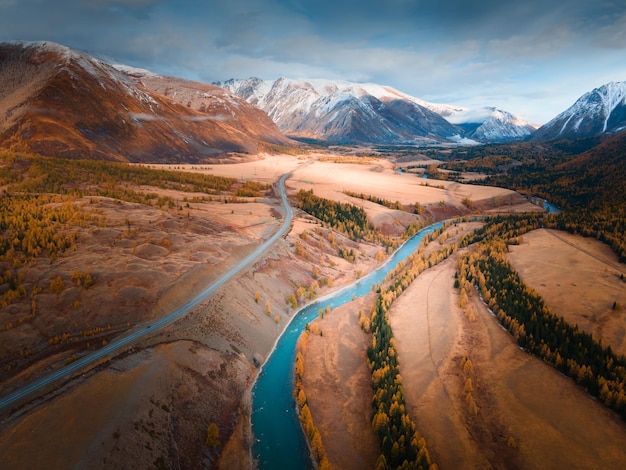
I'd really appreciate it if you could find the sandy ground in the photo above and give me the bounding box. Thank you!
[388,253,626,469]
[0,152,546,469]
[507,228,626,356]
[301,294,380,470]
[303,221,626,469]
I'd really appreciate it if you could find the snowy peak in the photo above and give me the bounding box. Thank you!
[217,77,535,144]
[217,77,462,144]
[533,81,626,141]
[447,107,537,141]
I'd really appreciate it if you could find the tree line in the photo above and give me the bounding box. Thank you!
[344,191,404,211]
[296,189,375,242]
[481,135,626,262]
[295,189,407,250]
[294,333,333,470]
[367,293,436,470]
[363,223,468,470]
[457,215,626,420]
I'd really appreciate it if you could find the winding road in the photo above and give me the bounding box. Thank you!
[0,169,296,412]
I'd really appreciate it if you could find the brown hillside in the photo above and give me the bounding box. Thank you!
[0,41,294,163]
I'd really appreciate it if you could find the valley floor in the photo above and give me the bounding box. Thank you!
[303,224,626,469]
[0,152,551,469]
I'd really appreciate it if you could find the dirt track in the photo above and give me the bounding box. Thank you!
[389,255,489,468]
[298,222,626,469]
[0,153,556,469]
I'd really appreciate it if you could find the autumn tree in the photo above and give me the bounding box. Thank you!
[205,422,220,448]
[49,276,65,293]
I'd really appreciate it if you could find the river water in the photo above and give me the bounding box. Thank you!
[251,222,444,469]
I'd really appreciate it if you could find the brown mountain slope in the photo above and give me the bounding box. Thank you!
[0,41,294,163]
[559,128,626,170]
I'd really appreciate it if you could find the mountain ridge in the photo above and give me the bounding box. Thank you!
[3,41,623,155]
[0,41,293,162]
[216,77,537,144]
[533,81,626,141]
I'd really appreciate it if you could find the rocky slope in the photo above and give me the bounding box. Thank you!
[0,41,293,162]
[217,77,462,144]
[533,81,626,141]
[217,77,536,144]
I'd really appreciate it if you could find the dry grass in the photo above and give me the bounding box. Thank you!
[0,152,550,469]
[301,294,380,470]
[507,229,626,356]
[303,223,626,469]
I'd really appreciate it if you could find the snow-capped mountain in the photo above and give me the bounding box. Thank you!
[216,77,536,144]
[0,41,292,162]
[216,77,461,145]
[446,107,537,141]
[533,81,626,141]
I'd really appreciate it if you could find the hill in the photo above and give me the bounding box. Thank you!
[0,42,293,163]
[533,81,626,141]
[486,130,626,261]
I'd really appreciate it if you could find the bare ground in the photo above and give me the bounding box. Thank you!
[0,153,541,469]
[388,251,626,469]
[302,222,626,469]
[286,158,541,225]
[301,294,380,470]
[507,228,626,356]
[0,216,384,469]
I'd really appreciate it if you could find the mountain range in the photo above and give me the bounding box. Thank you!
[216,77,538,144]
[0,41,291,163]
[0,40,625,161]
[532,81,626,141]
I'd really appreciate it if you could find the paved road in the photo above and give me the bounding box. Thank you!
[0,170,296,412]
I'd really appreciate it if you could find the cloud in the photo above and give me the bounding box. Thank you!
[86,0,162,19]
[130,112,229,122]
[486,27,577,60]
[1,0,624,125]
[592,11,626,49]
[88,0,159,6]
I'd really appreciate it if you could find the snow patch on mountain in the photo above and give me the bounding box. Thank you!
[217,77,534,144]
[534,81,626,141]
[0,41,293,161]
[447,107,537,141]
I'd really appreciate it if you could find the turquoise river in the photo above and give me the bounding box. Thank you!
[251,221,444,469]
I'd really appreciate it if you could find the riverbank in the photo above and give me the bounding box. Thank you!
[302,223,626,469]
[300,294,380,469]
[0,151,542,469]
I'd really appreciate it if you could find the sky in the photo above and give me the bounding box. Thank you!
[1,0,625,124]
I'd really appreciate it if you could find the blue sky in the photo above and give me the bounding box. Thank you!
[1,0,625,124]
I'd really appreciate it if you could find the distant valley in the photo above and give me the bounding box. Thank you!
[2,41,626,157]
[0,40,625,470]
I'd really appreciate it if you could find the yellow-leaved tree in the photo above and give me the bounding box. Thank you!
[206,422,219,448]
